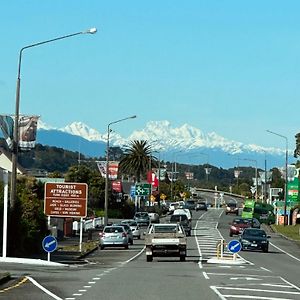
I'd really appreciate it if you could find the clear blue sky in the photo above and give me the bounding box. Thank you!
[1,1,300,151]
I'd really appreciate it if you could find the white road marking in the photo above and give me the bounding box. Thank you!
[216,286,300,295]
[210,286,227,300]
[65,298,75,300]
[78,289,87,292]
[88,281,96,284]
[72,294,82,296]
[280,277,300,291]
[230,277,262,281]
[124,246,145,264]
[92,277,100,280]
[83,286,91,288]
[270,242,300,263]
[260,267,271,272]
[222,295,292,300]
[203,272,210,279]
[26,276,62,300]
[261,284,293,288]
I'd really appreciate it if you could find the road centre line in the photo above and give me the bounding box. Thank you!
[26,276,62,300]
[270,242,300,263]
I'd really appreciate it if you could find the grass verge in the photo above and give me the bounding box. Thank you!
[58,240,99,254]
[271,224,300,244]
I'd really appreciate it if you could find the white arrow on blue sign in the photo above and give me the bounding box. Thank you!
[42,235,58,253]
[227,240,242,253]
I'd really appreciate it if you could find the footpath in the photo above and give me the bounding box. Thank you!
[0,228,101,286]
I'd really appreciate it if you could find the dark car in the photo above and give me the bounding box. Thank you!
[134,212,150,226]
[185,200,196,210]
[229,217,252,236]
[169,214,192,236]
[195,202,208,211]
[239,228,270,252]
[225,202,239,215]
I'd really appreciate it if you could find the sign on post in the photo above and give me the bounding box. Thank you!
[42,235,58,253]
[44,183,88,218]
[135,183,151,196]
[227,240,242,253]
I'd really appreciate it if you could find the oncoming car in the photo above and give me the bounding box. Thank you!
[239,228,270,252]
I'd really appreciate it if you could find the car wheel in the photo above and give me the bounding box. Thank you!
[124,245,129,250]
[130,239,134,245]
[100,245,104,250]
[180,255,186,262]
[263,247,269,253]
[229,232,233,237]
[138,235,141,240]
[146,255,153,262]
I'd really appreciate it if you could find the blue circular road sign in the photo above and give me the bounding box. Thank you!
[42,235,58,253]
[227,240,242,253]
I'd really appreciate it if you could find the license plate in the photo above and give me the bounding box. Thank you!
[251,243,257,247]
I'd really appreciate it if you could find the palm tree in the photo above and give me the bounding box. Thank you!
[119,140,158,182]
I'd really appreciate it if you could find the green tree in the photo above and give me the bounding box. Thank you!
[119,140,157,182]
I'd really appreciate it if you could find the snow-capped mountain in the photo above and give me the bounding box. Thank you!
[37,120,289,168]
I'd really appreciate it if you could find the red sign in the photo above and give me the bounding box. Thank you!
[44,182,88,218]
[147,171,158,187]
[112,180,122,193]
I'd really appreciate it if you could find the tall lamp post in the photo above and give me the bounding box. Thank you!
[267,130,288,226]
[10,27,97,209]
[104,115,136,226]
[242,158,258,200]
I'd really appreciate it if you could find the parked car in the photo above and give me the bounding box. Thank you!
[148,212,160,223]
[195,201,208,211]
[113,223,134,245]
[121,219,141,239]
[169,214,192,236]
[225,202,239,215]
[134,212,150,226]
[229,217,251,236]
[239,228,270,252]
[99,225,129,250]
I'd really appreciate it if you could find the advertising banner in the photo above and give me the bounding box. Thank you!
[0,115,14,149]
[96,161,119,180]
[112,180,122,193]
[18,115,39,150]
[147,171,158,187]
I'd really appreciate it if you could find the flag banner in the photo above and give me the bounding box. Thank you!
[112,180,122,193]
[18,115,39,150]
[96,161,119,180]
[96,161,107,178]
[147,170,158,187]
[0,115,14,149]
[185,172,194,180]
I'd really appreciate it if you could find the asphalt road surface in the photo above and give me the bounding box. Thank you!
[1,203,300,300]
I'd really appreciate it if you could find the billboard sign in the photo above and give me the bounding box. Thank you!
[44,182,88,218]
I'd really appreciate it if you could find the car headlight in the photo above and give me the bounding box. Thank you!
[231,226,237,230]
[241,239,250,244]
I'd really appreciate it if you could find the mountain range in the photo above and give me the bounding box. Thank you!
[37,120,292,169]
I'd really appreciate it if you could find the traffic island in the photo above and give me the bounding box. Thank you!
[207,257,247,265]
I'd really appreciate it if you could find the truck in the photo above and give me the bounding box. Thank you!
[144,223,187,262]
[241,199,255,219]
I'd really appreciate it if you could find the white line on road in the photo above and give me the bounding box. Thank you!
[210,286,227,300]
[216,286,300,295]
[280,277,300,291]
[260,267,271,272]
[124,246,145,264]
[203,272,210,279]
[261,284,293,288]
[270,242,300,263]
[26,276,62,300]
[72,294,82,296]
[78,289,87,292]
[88,281,96,284]
[92,277,100,280]
[222,295,292,300]
[83,286,91,288]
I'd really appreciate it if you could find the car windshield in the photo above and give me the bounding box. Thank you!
[243,207,253,212]
[170,215,187,222]
[135,213,148,218]
[244,229,266,237]
[228,203,236,207]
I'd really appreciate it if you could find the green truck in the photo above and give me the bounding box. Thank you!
[242,199,275,224]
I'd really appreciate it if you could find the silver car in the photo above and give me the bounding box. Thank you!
[99,226,129,250]
[113,223,134,245]
[121,219,141,239]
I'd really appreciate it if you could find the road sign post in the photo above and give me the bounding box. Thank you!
[42,235,58,262]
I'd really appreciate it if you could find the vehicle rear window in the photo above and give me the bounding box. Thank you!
[104,227,123,233]
[154,225,177,233]
[170,215,187,222]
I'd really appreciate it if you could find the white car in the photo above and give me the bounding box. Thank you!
[121,219,141,239]
[169,202,179,212]
[148,212,160,223]
[173,208,192,221]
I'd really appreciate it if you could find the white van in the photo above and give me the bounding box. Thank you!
[173,208,192,221]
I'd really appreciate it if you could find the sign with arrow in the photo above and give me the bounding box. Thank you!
[42,235,58,253]
[135,183,151,196]
[227,240,242,253]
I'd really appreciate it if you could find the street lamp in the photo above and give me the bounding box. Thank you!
[242,158,258,200]
[266,130,288,225]
[104,115,137,226]
[10,28,97,209]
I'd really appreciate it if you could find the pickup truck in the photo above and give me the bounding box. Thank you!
[144,223,187,262]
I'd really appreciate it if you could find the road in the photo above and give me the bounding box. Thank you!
[1,201,300,299]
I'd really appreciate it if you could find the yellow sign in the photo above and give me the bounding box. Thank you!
[150,195,156,202]
[160,193,167,200]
